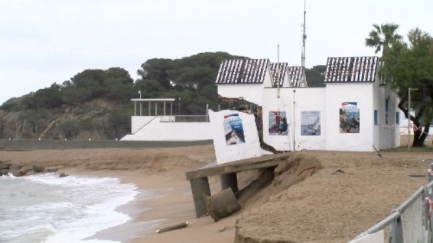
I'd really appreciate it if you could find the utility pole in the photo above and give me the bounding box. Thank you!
[407,87,418,151]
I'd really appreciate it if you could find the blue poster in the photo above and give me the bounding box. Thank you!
[223,114,245,145]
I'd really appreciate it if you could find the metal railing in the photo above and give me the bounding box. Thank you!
[350,163,433,243]
[160,115,209,123]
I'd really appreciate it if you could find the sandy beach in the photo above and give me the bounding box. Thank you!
[1,144,432,242]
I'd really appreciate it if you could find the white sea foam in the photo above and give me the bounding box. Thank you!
[0,173,146,243]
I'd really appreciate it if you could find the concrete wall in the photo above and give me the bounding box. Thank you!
[131,116,156,134]
[0,139,213,150]
[325,83,374,151]
[378,85,400,150]
[209,110,261,165]
[123,116,213,141]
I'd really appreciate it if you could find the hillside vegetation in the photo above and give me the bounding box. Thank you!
[0,52,325,140]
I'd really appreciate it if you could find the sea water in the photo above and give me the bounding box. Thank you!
[0,173,143,243]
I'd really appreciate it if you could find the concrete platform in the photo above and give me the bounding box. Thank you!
[186,153,291,180]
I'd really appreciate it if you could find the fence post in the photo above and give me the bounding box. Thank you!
[390,217,403,243]
[424,186,430,231]
[428,214,433,243]
[429,163,433,182]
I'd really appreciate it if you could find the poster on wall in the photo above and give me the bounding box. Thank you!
[268,111,288,135]
[301,111,321,136]
[223,114,246,145]
[340,102,360,133]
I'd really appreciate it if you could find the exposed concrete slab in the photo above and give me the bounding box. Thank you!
[185,153,290,180]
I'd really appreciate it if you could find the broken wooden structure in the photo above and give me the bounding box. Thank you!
[185,153,291,217]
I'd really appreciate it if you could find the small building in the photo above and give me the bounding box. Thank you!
[210,56,400,164]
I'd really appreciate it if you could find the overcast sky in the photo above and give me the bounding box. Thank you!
[1,0,432,104]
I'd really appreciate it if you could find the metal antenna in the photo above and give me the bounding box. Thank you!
[277,44,280,98]
[301,0,307,87]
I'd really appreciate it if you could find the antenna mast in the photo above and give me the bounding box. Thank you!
[301,0,307,87]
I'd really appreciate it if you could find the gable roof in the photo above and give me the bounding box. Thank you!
[288,66,304,87]
[215,59,269,84]
[324,56,378,83]
[270,62,289,87]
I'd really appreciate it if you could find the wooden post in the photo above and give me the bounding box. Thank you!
[156,222,188,234]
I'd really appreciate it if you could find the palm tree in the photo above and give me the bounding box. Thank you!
[365,23,403,56]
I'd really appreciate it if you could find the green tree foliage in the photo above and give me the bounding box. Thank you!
[365,23,403,55]
[369,24,433,146]
[19,108,56,134]
[135,79,165,98]
[306,65,326,87]
[58,120,80,139]
[107,107,131,139]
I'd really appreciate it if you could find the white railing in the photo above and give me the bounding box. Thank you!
[350,163,433,243]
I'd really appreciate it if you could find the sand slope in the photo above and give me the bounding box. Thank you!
[0,146,431,243]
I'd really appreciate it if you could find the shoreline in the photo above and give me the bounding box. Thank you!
[57,169,167,243]
[1,146,432,242]
[70,169,231,243]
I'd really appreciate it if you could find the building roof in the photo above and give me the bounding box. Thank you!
[270,62,289,87]
[215,59,269,84]
[288,66,304,87]
[324,56,378,83]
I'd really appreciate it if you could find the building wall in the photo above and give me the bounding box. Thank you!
[209,110,261,165]
[217,68,272,106]
[131,116,156,134]
[262,87,327,151]
[376,84,401,150]
[123,116,213,141]
[372,79,381,150]
[325,83,374,151]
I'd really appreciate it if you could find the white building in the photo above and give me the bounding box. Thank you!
[210,57,400,164]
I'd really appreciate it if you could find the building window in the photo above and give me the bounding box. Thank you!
[396,112,400,125]
[374,110,378,125]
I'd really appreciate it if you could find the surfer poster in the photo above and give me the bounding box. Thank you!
[223,114,246,145]
[268,111,288,135]
[339,102,360,133]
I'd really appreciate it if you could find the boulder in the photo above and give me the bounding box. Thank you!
[46,167,58,173]
[10,168,22,177]
[19,169,28,176]
[33,165,45,173]
[59,172,68,178]
[0,161,11,170]
[0,169,9,176]
[9,164,23,171]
